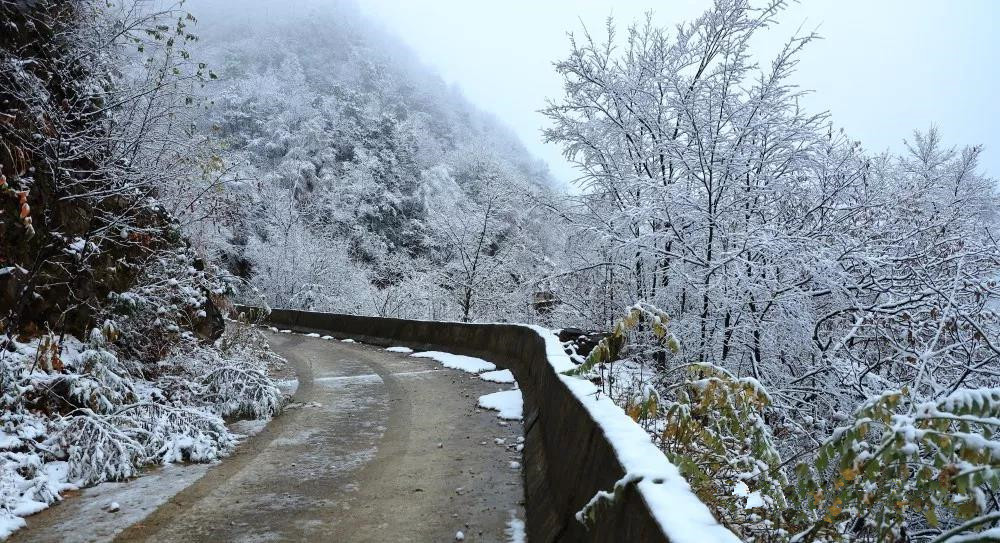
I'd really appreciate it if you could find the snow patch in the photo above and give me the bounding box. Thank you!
[10,463,211,542]
[744,491,764,509]
[315,374,384,386]
[385,346,414,353]
[0,516,26,540]
[230,418,270,438]
[480,369,515,384]
[411,351,496,373]
[478,390,523,420]
[505,511,526,543]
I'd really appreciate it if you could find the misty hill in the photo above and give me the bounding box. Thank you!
[182,0,561,320]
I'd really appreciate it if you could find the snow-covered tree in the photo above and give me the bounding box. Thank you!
[178,1,562,323]
[546,1,1000,540]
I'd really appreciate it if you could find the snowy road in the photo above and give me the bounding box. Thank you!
[14,332,525,542]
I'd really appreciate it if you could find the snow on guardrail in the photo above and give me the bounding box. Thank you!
[525,325,742,543]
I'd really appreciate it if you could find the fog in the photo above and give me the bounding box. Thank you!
[185,0,1000,184]
[359,0,1000,183]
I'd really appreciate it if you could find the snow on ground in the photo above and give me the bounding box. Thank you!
[10,463,212,543]
[385,346,414,353]
[411,351,496,373]
[340,338,356,343]
[479,369,514,384]
[275,378,299,396]
[230,418,271,438]
[526,325,741,543]
[0,518,24,541]
[0,461,76,539]
[315,374,384,387]
[505,511,526,543]
[13,462,76,516]
[477,390,523,420]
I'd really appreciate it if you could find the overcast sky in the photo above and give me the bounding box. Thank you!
[357,0,999,186]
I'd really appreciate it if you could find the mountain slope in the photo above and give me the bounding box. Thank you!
[183,0,563,322]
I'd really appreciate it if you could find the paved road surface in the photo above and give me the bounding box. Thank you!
[14,332,525,542]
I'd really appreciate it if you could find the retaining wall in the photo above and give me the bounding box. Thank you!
[243,307,677,542]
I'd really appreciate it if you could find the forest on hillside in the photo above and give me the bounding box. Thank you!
[170,0,564,323]
[1,0,998,541]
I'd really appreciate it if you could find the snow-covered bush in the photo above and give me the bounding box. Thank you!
[791,388,1000,541]
[200,365,281,420]
[62,331,137,414]
[0,320,284,535]
[57,321,271,477]
[580,305,1000,542]
[575,305,788,538]
[108,247,235,363]
[125,404,236,465]
[156,322,283,420]
[57,412,145,484]
[658,363,789,538]
[54,402,238,486]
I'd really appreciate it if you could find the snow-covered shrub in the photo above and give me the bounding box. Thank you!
[156,322,283,420]
[567,302,678,408]
[108,247,235,363]
[658,363,789,538]
[38,325,282,489]
[581,304,1000,542]
[61,330,137,413]
[57,412,145,484]
[791,388,1000,541]
[124,404,236,464]
[55,403,236,485]
[199,365,281,420]
[574,305,788,538]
